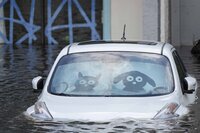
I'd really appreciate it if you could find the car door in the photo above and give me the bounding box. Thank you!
[172,50,197,105]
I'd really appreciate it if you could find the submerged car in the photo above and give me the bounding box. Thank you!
[26,41,198,121]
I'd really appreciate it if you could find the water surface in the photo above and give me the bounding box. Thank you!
[0,44,200,132]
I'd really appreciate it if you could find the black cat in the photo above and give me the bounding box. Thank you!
[73,72,101,92]
[113,71,156,92]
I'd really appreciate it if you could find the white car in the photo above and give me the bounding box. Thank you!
[26,41,198,121]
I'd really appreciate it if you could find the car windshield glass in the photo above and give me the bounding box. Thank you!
[48,52,174,96]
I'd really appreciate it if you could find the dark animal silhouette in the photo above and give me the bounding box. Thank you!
[113,71,156,92]
[73,72,101,92]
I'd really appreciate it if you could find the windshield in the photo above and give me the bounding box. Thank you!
[48,52,174,96]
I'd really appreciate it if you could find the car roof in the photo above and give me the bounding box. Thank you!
[59,41,174,56]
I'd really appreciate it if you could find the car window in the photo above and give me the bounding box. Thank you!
[48,52,174,97]
[172,51,187,90]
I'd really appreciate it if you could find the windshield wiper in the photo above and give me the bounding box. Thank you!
[51,92,73,96]
[59,93,71,96]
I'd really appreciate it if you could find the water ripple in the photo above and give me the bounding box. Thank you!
[0,45,200,132]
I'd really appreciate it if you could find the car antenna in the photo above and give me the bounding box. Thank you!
[121,24,126,41]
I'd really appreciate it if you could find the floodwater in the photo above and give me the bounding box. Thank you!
[0,44,200,132]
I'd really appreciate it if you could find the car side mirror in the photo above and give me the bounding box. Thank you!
[183,77,196,94]
[32,76,44,92]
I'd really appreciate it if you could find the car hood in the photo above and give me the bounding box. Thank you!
[41,95,181,121]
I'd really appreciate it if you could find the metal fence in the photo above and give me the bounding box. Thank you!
[0,0,101,45]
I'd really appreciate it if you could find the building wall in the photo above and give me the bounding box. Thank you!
[180,0,200,46]
[171,0,181,46]
[109,0,200,47]
[171,0,200,46]
[110,0,160,42]
[110,0,143,41]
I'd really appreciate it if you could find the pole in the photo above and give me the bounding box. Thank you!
[160,0,170,43]
[103,0,111,40]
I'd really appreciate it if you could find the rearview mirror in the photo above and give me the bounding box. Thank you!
[183,77,196,94]
[32,76,44,92]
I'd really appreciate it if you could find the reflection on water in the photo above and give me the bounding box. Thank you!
[0,45,200,132]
